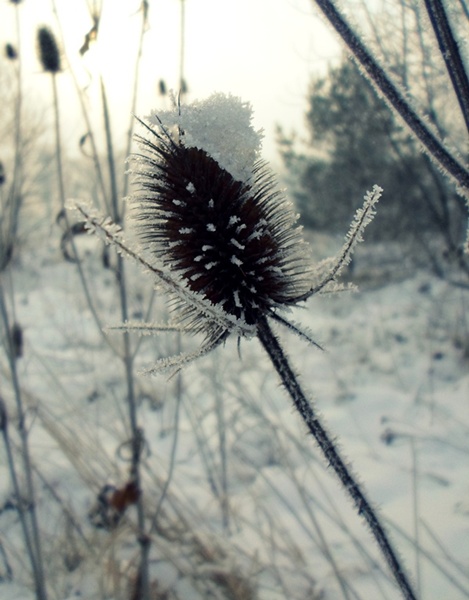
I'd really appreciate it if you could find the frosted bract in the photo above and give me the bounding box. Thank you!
[148,92,264,183]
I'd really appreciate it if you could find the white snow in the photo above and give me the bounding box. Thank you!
[1,237,468,599]
[148,92,264,183]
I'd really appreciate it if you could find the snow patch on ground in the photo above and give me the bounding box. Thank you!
[1,243,468,599]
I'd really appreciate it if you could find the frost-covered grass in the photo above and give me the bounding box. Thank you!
[1,235,467,600]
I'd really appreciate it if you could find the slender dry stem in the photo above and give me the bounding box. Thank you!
[256,315,417,600]
[0,288,48,600]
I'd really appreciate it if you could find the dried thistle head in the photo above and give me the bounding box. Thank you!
[130,93,313,339]
[37,26,61,73]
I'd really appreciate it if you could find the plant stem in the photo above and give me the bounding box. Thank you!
[179,0,186,97]
[122,0,148,205]
[0,397,38,591]
[100,75,151,600]
[50,0,110,215]
[256,316,417,600]
[51,73,110,347]
[410,438,421,596]
[423,0,469,136]
[311,0,469,198]
[0,287,48,600]
[9,1,23,241]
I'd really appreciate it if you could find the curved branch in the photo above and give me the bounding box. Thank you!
[423,0,469,136]
[312,0,469,197]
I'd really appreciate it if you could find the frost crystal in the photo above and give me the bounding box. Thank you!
[148,92,264,183]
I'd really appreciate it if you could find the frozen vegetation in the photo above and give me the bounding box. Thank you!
[0,224,468,599]
[1,1,469,599]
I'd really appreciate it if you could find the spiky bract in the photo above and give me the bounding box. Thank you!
[130,118,312,337]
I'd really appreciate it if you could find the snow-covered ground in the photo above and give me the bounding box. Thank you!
[1,235,468,599]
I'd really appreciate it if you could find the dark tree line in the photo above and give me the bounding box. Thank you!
[278,57,469,280]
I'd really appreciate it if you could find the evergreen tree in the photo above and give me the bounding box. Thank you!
[278,58,464,252]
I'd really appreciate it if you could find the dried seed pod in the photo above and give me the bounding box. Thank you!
[158,79,167,96]
[11,322,23,358]
[5,43,17,60]
[37,26,61,73]
[180,78,188,94]
[0,397,7,432]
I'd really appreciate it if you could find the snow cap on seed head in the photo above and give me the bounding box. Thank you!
[147,92,264,184]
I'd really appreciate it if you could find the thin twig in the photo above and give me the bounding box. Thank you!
[0,398,38,589]
[150,354,182,530]
[423,0,469,136]
[121,0,148,205]
[51,73,111,350]
[0,289,48,600]
[100,75,151,600]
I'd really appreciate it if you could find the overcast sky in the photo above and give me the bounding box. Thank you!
[2,0,341,165]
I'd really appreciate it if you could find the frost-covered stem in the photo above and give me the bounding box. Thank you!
[51,0,110,214]
[213,353,230,531]
[0,398,38,593]
[121,2,147,203]
[410,439,421,596]
[10,1,23,240]
[50,73,109,346]
[423,0,469,136]
[256,316,417,600]
[179,0,186,96]
[150,359,182,530]
[100,78,119,225]
[51,75,66,213]
[100,76,151,600]
[121,273,151,600]
[311,0,469,196]
[0,287,48,600]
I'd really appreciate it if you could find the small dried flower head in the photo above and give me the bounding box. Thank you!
[5,43,17,60]
[10,322,23,359]
[131,93,312,338]
[37,26,61,73]
[180,78,188,95]
[0,397,7,432]
[158,79,167,96]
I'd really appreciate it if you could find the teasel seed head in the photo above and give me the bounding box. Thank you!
[10,322,23,359]
[5,43,17,60]
[37,26,61,73]
[0,397,7,432]
[130,93,312,336]
[158,79,167,96]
